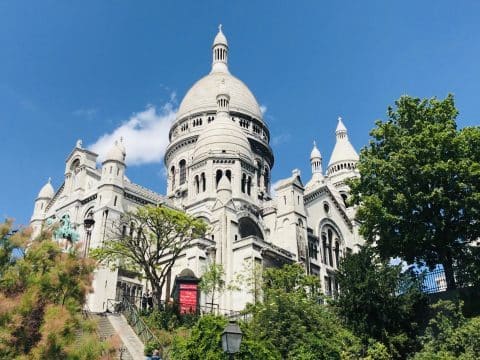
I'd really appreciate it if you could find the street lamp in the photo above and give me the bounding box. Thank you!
[221,320,243,359]
[83,212,95,257]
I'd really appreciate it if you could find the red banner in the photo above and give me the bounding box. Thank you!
[179,283,198,314]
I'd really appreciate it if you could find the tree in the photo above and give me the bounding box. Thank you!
[0,219,112,359]
[349,95,480,289]
[91,205,207,306]
[414,300,480,359]
[199,263,226,312]
[334,246,428,358]
[246,264,362,359]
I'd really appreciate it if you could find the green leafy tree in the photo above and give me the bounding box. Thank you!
[414,300,480,359]
[199,263,226,312]
[334,246,428,358]
[91,205,207,305]
[349,95,480,289]
[247,264,362,359]
[0,219,111,359]
[170,315,276,360]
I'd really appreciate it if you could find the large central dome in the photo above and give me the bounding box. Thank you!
[175,25,263,122]
[177,72,262,121]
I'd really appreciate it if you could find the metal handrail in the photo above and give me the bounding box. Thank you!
[107,297,161,351]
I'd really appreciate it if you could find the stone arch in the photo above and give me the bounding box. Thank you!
[238,217,264,240]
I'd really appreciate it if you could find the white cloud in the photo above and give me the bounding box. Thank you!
[88,102,176,166]
[260,104,267,115]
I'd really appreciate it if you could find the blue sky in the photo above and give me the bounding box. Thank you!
[1,0,479,226]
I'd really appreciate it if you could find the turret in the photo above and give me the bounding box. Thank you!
[31,178,54,235]
[310,141,324,182]
[99,138,126,209]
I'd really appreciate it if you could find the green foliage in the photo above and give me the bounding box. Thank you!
[246,263,362,359]
[349,95,480,289]
[170,315,228,360]
[414,300,480,359]
[0,220,109,359]
[199,263,226,311]
[334,246,428,358]
[91,204,207,304]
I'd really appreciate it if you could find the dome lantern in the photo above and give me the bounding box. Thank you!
[211,24,229,74]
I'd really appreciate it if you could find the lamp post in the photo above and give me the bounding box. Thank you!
[83,212,95,257]
[221,320,243,359]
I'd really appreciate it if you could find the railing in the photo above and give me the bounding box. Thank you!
[106,297,160,348]
[418,267,448,294]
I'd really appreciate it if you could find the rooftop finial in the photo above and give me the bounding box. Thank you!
[219,24,223,32]
[48,177,51,183]
[313,140,317,147]
[338,116,342,122]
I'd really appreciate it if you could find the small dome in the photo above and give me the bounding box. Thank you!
[105,140,126,163]
[193,113,252,163]
[38,178,54,199]
[310,141,321,159]
[213,24,228,46]
[328,118,359,167]
[176,72,263,121]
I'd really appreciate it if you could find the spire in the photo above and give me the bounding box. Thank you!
[336,116,348,139]
[211,24,229,74]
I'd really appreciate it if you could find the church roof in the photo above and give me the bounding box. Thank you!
[328,117,359,167]
[177,72,262,122]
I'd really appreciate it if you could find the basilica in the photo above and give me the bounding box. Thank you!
[31,27,364,313]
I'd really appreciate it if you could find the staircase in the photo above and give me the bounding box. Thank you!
[92,313,137,360]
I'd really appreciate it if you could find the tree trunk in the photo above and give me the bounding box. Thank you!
[443,255,457,290]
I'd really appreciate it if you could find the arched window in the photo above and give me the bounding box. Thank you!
[201,173,206,192]
[322,235,328,265]
[264,167,269,191]
[170,166,176,190]
[327,229,334,266]
[216,169,223,187]
[194,175,199,194]
[241,173,246,193]
[341,193,349,207]
[179,160,186,185]
[247,176,252,196]
[334,241,340,268]
[321,224,341,268]
[226,170,232,182]
[256,160,262,187]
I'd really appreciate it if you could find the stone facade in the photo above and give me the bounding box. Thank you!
[31,26,364,313]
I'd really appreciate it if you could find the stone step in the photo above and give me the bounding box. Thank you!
[90,313,135,360]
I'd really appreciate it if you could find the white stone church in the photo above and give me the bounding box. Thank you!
[31,27,364,313]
